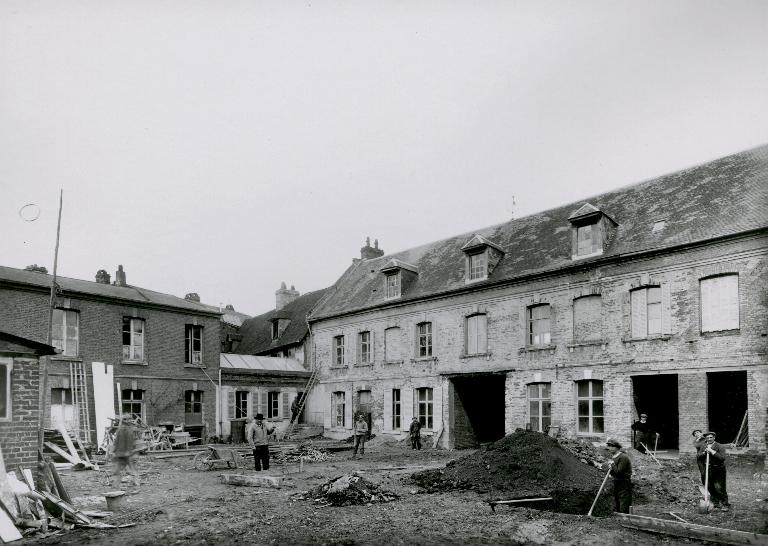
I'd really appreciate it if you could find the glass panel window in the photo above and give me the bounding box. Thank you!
[333,335,345,366]
[417,322,432,357]
[184,391,203,414]
[576,380,604,435]
[122,317,145,361]
[392,389,401,430]
[468,251,487,280]
[386,272,401,298]
[268,391,279,418]
[528,304,551,345]
[576,224,593,256]
[527,383,552,432]
[573,295,602,342]
[235,391,248,419]
[53,309,79,357]
[700,275,739,332]
[185,325,203,364]
[384,327,401,361]
[358,331,371,364]
[332,391,345,427]
[416,387,433,429]
[121,389,145,421]
[466,314,488,355]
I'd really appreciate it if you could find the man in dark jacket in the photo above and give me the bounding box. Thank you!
[631,413,658,453]
[691,429,707,484]
[606,438,632,513]
[409,417,422,450]
[698,431,729,510]
[110,418,140,490]
[248,414,275,471]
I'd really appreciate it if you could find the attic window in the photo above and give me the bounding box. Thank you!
[568,202,617,260]
[385,271,401,298]
[270,318,291,340]
[461,234,504,284]
[271,321,279,340]
[380,259,418,300]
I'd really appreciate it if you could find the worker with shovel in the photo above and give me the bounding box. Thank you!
[691,429,707,484]
[697,431,729,511]
[606,439,633,514]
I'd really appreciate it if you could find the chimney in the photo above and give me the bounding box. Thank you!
[225,304,235,311]
[275,281,300,310]
[185,292,201,302]
[94,269,111,284]
[114,265,127,287]
[360,237,384,260]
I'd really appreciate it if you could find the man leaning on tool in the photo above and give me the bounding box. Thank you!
[698,431,730,510]
[631,413,657,453]
[606,438,632,514]
[249,413,276,471]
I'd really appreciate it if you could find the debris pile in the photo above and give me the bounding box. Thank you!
[557,437,606,468]
[273,445,329,464]
[292,473,399,506]
[411,430,614,515]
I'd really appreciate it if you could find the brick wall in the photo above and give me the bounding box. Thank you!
[0,356,40,471]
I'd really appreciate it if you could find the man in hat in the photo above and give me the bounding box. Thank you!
[352,413,369,458]
[698,431,729,510]
[248,413,275,471]
[409,416,422,450]
[631,413,657,454]
[606,439,632,513]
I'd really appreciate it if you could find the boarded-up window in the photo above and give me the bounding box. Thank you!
[576,380,603,434]
[528,304,551,346]
[384,327,401,361]
[631,286,661,338]
[700,275,739,332]
[528,383,551,432]
[53,309,79,357]
[573,295,602,342]
[466,314,488,355]
[331,391,345,427]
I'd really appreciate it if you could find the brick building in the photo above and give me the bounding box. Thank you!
[0,331,55,470]
[0,265,222,446]
[308,146,768,457]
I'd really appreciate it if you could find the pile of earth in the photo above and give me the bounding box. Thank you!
[292,473,399,507]
[411,430,614,515]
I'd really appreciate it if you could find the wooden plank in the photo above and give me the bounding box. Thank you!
[44,442,79,465]
[74,436,92,464]
[220,474,282,488]
[0,507,23,543]
[616,513,768,546]
[490,497,553,505]
[56,425,81,463]
[47,462,72,504]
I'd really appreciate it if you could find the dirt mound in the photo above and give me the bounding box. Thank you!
[411,430,614,515]
[293,473,399,507]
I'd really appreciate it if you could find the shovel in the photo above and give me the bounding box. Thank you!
[588,466,612,517]
[697,451,714,513]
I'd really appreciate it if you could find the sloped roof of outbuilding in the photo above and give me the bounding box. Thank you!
[220,353,309,373]
[310,144,768,320]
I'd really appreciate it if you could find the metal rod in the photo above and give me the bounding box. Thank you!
[588,467,611,517]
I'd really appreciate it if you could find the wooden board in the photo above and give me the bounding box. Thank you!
[616,513,768,546]
[0,507,23,543]
[56,424,81,462]
[43,442,78,465]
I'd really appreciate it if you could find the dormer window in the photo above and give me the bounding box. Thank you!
[270,318,291,341]
[381,259,418,300]
[271,321,279,340]
[461,234,504,283]
[385,271,401,298]
[568,203,617,260]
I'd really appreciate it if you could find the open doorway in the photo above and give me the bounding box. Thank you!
[450,373,505,449]
[707,370,747,445]
[356,390,373,438]
[631,374,679,449]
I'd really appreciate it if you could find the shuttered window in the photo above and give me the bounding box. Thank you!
[466,314,488,355]
[385,327,401,361]
[573,295,602,342]
[700,275,739,332]
[631,286,661,338]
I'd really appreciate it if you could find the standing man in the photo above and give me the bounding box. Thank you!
[352,414,368,458]
[699,431,729,510]
[691,429,707,484]
[409,416,422,450]
[249,413,275,471]
[631,413,657,453]
[110,417,140,491]
[290,393,302,424]
[606,439,632,514]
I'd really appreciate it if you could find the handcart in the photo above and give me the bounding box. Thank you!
[193,445,242,471]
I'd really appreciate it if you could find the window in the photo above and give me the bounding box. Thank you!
[417,322,432,357]
[468,251,487,280]
[573,295,602,342]
[185,325,203,364]
[528,383,551,432]
[385,271,401,298]
[121,389,145,421]
[184,391,203,425]
[0,359,10,420]
[700,275,739,332]
[50,387,75,429]
[332,391,346,428]
[576,224,594,256]
[528,304,551,346]
[631,286,661,338]
[384,327,401,361]
[268,391,279,418]
[333,335,345,366]
[392,389,401,430]
[271,321,279,340]
[358,331,371,364]
[416,387,433,429]
[53,309,79,357]
[576,380,604,434]
[465,314,488,355]
[235,391,249,419]
[122,317,145,361]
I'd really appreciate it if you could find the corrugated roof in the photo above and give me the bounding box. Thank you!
[220,353,309,373]
[0,266,221,315]
[311,145,768,320]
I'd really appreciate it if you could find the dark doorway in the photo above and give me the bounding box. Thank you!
[707,370,747,444]
[450,374,506,449]
[631,374,679,449]
[357,390,373,439]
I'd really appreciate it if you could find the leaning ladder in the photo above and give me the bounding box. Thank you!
[283,364,321,440]
[70,361,92,444]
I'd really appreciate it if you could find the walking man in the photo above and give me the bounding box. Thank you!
[352,414,368,458]
[409,416,422,450]
[249,413,275,471]
[110,417,140,491]
[606,438,632,514]
[699,431,729,510]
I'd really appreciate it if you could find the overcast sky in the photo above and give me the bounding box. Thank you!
[1,1,767,316]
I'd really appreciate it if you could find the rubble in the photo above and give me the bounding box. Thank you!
[273,445,329,464]
[557,436,607,468]
[292,473,399,506]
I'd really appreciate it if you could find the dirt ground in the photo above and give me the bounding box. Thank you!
[27,437,768,545]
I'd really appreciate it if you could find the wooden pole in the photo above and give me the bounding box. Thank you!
[588,467,611,517]
[38,189,63,452]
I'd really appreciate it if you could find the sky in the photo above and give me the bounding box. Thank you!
[1,1,767,316]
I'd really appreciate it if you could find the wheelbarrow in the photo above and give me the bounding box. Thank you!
[193,445,241,471]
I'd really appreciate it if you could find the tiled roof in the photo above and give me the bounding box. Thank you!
[198,303,251,326]
[0,266,221,316]
[220,353,309,374]
[235,288,332,354]
[311,145,768,320]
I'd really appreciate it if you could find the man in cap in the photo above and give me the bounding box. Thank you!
[691,429,707,484]
[698,431,729,510]
[606,439,632,513]
[631,413,658,454]
[248,413,276,471]
[352,413,369,458]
